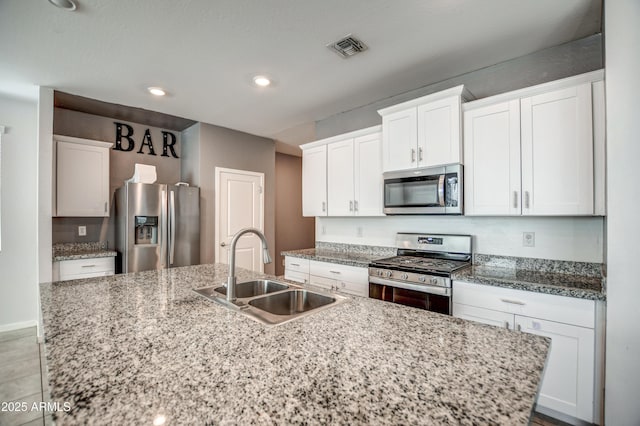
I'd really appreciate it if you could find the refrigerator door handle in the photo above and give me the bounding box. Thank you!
[170,190,176,265]
[161,189,168,268]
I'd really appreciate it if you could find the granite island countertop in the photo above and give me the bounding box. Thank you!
[40,264,550,425]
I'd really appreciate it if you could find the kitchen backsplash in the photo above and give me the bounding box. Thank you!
[315,216,605,263]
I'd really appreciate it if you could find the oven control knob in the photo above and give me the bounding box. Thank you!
[384,271,392,278]
[377,270,383,277]
[430,277,438,285]
[400,273,408,280]
[418,276,426,283]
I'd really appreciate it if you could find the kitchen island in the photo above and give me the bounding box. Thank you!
[40,264,550,425]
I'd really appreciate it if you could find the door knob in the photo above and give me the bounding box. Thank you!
[220,242,227,247]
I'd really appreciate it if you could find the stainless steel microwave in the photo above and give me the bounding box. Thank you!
[383,164,463,215]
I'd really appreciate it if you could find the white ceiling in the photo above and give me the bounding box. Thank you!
[0,0,601,144]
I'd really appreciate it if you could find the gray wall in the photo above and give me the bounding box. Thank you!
[316,34,603,139]
[181,122,276,275]
[52,108,184,246]
[275,153,315,275]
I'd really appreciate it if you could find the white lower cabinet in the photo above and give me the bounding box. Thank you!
[309,260,368,297]
[453,281,599,424]
[284,256,310,284]
[53,257,115,282]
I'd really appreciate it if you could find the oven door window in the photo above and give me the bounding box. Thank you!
[384,176,443,208]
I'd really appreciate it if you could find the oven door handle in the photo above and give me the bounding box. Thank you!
[369,277,451,296]
[437,174,446,207]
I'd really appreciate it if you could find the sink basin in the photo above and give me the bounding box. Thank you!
[248,289,336,315]
[214,280,289,298]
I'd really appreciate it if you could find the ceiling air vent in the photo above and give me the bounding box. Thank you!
[327,34,368,58]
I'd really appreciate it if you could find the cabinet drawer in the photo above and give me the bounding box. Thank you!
[284,270,308,285]
[285,256,310,274]
[453,281,595,328]
[309,260,368,284]
[334,280,368,298]
[59,257,114,277]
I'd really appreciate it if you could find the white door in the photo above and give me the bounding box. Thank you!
[354,132,383,216]
[327,138,355,216]
[382,108,417,171]
[215,168,265,273]
[417,95,461,167]
[302,145,327,216]
[463,100,521,215]
[515,315,595,422]
[521,83,594,215]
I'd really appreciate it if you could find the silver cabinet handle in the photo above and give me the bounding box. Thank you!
[81,264,97,268]
[290,263,300,267]
[322,201,326,212]
[524,191,530,209]
[513,191,518,209]
[500,298,526,306]
[104,202,107,213]
[220,242,226,247]
[418,147,423,161]
[411,148,416,163]
[329,270,341,274]
[354,200,358,212]
[349,200,353,211]
[504,321,509,329]
[516,324,522,332]
[169,190,176,265]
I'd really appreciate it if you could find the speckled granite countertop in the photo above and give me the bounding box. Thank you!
[281,248,385,268]
[453,254,605,301]
[52,242,117,262]
[40,264,550,425]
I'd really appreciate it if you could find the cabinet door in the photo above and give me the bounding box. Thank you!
[354,132,383,216]
[452,303,514,329]
[521,83,594,215]
[56,141,110,217]
[302,145,327,216]
[463,100,521,215]
[417,95,461,167]
[309,274,335,290]
[327,139,355,216]
[516,316,595,422]
[382,108,417,171]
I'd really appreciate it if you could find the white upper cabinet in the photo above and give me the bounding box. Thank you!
[55,136,112,217]
[302,144,327,217]
[302,126,383,217]
[521,83,593,215]
[463,70,605,216]
[379,85,471,172]
[464,100,521,215]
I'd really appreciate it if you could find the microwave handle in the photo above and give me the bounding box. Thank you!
[438,175,445,207]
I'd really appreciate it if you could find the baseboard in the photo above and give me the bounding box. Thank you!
[535,405,594,426]
[0,320,38,333]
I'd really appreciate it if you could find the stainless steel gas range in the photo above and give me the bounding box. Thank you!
[369,233,472,315]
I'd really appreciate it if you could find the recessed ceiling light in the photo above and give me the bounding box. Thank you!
[253,76,271,87]
[48,0,77,11]
[147,87,166,96]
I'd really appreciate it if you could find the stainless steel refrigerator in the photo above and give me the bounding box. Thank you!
[115,183,200,273]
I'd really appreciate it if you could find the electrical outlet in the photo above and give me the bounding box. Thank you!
[356,227,363,238]
[78,226,87,237]
[523,232,535,247]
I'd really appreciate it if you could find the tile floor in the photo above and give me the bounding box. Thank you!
[0,327,50,426]
[0,327,570,426]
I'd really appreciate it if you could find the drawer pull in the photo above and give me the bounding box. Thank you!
[81,265,97,268]
[504,321,510,329]
[329,270,341,274]
[500,298,525,306]
[290,263,300,267]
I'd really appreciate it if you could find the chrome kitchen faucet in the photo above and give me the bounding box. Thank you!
[226,228,272,302]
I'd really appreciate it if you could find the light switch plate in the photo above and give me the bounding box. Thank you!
[78,226,87,236]
[523,232,535,247]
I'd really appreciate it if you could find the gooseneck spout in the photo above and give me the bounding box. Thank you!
[226,228,272,302]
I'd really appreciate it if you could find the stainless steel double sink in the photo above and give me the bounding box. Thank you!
[192,279,347,325]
